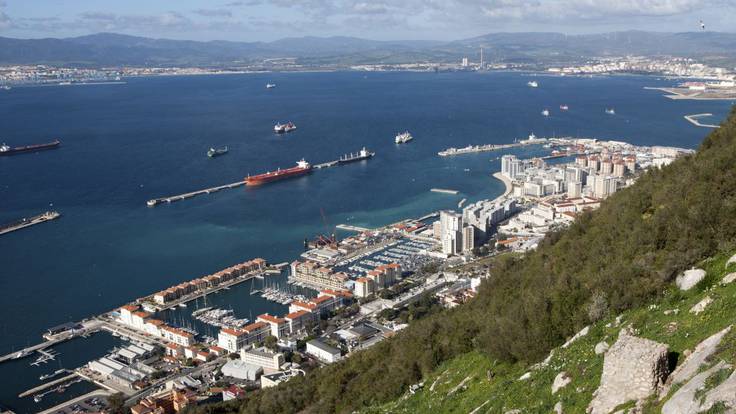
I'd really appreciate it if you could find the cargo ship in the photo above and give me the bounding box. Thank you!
[266,83,276,89]
[245,159,311,186]
[0,139,60,156]
[274,122,296,134]
[338,147,374,164]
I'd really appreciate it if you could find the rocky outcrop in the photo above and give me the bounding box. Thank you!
[587,330,669,414]
[676,268,706,291]
[554,401,563,414]
[552,371,571,394]
[662,326,732,396]
[689,296,713,314]
[662,361,729,414]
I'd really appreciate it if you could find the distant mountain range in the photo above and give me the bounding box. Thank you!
[1,31,735,67]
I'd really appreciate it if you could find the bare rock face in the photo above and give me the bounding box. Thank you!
[552,371,571,394]
[689,296,713,314]
[554,401,563,414]
[662,361,729,414]
[587,330,669,414]
[662,326,731,397]
[675,268,706,291]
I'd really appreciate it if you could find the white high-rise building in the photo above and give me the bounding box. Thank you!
[501,155,525,179]
[461,57,469,67]
[440,210,463,255]
[462,226,475,252]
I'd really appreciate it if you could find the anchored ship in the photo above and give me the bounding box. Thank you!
[527,80,538,88]
[245,159,312,186]
[338,147,375,164]
[274,122,296,134]
[560,105,569,111]
[0,139,60,156]
[395,131,413,144]
[605,108,616,115]
[266,83,276,89]
[207,146,228,158]
[541,109,550,117]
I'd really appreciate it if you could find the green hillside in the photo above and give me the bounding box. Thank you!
[189,107,736,414]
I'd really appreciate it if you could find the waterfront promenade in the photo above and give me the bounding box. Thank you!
[492,172,513,201]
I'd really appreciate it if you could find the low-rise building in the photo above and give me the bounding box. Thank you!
[160,326,194,347]
[256,314,290,338]
[306,339,341,363]
[240,347,284,371]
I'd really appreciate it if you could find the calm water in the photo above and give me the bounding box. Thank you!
[0,71,732,411]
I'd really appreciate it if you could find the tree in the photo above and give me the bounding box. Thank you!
[106,392,126,414]
[264,335,278,351]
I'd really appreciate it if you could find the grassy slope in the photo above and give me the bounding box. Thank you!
[365,251,736,413]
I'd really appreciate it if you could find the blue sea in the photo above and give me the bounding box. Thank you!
[0,71,732,412]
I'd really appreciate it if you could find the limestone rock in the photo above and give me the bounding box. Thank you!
[701,368,736,411]
[504,410,521,414]
[663,325,731,395]
[595,341,610,355]
[552,371,571,394]
[722,272,736,285]
[518,371,531,381]
[587,331,669,414]
[554,401,563,414]
[662,361,729,414]
[562,325,590,348]
[689,296,713,314]
[726,253,736,268]
[675,268,706,291]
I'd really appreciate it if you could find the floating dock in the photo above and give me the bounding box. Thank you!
[0,211,60,236]
[430,188,459,195]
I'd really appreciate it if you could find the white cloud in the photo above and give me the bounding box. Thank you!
[192,8,233,17]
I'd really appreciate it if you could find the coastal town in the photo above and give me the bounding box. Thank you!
[1,55,734,89]
[0,132,694,414]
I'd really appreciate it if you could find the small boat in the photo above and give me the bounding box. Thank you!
[541,109,550,117]
[207,146,228,157]
[605,108,616,115]
[395,131,413,144]
[527,80,538,88]
[34,395,42,403]
[266,83,276,89]
[560,105,569,111]
[274,122,296,134]
[11,349,33,360]
[0,85,11,90]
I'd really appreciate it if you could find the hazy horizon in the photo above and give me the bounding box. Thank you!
[1,0,734,42]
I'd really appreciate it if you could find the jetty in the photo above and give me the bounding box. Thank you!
[0,211,60,236]
[336,224,371,232]
[684,113,720,128]
[438,138,547,157]
[146,181,244,207]
[431,188,459,195]
[19,373,77,397]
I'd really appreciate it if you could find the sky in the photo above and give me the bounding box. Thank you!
[0,0,734,42]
